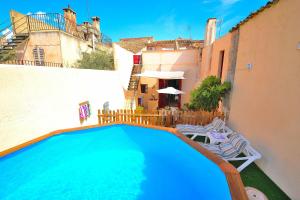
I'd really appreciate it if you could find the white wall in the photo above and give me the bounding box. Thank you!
[0,65,125,152]
[60,32,93,67]
[113,43,134,90]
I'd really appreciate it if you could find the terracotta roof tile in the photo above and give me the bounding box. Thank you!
[147,39,204,49]
[230,0,280,32]
[117,37,154,53]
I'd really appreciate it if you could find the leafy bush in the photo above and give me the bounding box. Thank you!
[76,50,114,70]
[189,76,231,112]
[136,106,144,113]
[0,50,16,62]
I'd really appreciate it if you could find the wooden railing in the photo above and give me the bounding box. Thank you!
[98,109,224,127]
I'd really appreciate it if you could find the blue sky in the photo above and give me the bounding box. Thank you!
[1,0,269,41]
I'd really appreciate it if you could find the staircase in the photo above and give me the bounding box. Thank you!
[0,15,30,57]
[128,64,142,91]
[126,64,142,109]
[0,33,29,52]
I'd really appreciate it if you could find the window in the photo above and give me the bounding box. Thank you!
[33,47,45,66]
[218,50,225,79]
[140,84,148,94]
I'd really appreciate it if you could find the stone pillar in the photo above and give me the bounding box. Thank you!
[91,16,100,39]
[63,5,77,34]
[204,18,217,46]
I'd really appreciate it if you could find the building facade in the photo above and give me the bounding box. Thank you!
[140,40,203,110]
[0,6,111,67]
[198,0,299,198]
[113,37,203,110]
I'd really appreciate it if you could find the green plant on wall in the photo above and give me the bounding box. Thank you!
[188,76,231,112]
[76,49,114,70]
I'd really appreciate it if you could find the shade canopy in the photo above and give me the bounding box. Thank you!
[134,71,185,79]
[157,87,184,95]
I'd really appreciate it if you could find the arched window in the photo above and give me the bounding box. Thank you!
[33,47,45,66]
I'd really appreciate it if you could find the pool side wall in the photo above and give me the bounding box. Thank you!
[0,122,248,200]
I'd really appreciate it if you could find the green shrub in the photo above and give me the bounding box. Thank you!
[0,50,16,62]
[136,106,144,113]
[189,76,231,112]
[76,50,114,70]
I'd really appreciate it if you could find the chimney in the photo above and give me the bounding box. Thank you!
[204,18,217,46]
[63,5,77,30]
[91,16,100,34]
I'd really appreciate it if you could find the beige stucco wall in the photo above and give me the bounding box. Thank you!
[227,0,300,198]
[17,31,93,66]
[0,65,125,152]
[10,10,57,34]
[59,32,92,67]
[17,31,63,63]
[142,49,201,106]
[199,33,233,82]
[10,10,29,34]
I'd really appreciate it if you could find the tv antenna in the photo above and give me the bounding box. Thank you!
[86,0,91,18]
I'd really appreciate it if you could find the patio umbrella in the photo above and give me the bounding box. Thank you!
[156,87,184,94]
[157,87,184,107]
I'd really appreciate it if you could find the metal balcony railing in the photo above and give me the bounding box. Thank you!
[0,13,112,47]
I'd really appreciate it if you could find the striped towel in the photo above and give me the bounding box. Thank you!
[79,103,90,120]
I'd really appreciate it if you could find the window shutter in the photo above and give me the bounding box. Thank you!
[33,47,45,66]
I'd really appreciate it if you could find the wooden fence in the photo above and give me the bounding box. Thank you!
[98,109,223,127]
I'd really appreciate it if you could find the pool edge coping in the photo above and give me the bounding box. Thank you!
[0,122,248,200]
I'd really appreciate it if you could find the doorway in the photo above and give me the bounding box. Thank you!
[158,79,182,108]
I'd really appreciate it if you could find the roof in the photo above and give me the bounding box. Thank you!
[147,38,204,48]
[120,37,154,42]
[117,37,154,53]
[230,0,280,32]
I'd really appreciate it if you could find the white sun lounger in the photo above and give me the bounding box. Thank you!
[176,117,225,134]
[201,133,261,172]
[176,118,227,142]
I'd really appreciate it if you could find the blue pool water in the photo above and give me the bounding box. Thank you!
[0,125,232,200]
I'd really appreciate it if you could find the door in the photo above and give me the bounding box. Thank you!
[158,79,167,108]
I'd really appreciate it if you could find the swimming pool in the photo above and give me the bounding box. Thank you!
[0,125,236,200]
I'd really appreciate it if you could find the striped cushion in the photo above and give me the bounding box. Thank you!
[201,144,222,156]
[176,118,225,134]
[229,134,248,152]
[176,125,206,133]
[204,118,225,131]
[217,134,247,159]
[219,142,238,158]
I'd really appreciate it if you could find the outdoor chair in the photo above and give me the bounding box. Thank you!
[200,133,261,172]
